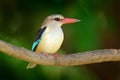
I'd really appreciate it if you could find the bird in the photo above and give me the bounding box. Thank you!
[27,14,80,69]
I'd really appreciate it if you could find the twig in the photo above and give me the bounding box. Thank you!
[0,40,120,66]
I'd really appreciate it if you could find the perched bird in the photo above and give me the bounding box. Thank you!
[27,14,80,68]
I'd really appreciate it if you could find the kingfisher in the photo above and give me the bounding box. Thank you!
[27,14,80,68]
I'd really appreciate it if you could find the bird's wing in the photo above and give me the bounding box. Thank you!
[32,26,46,51]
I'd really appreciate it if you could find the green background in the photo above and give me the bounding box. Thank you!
[0,0,120,80]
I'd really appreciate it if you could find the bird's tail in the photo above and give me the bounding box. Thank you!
[26,63,37,69]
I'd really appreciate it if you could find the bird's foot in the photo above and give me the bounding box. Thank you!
[53,53,59,59]
[53,53,61,64]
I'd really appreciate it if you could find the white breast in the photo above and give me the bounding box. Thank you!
[38,27,64,54]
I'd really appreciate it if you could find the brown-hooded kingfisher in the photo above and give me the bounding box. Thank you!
[27,14,80,68]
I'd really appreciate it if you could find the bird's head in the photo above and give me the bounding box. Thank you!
[42,14,80,27]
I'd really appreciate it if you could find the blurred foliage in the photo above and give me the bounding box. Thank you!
[0,0,120,80]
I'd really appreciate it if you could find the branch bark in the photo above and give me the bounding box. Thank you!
[0,40,120,66]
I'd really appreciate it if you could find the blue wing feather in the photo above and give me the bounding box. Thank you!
[32,39,41,51]
[32,26,46,51]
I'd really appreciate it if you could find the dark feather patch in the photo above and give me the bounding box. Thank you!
[34,26,46,42]
[32,26,46,51]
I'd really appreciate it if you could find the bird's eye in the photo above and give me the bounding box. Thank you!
[54,17,60,21]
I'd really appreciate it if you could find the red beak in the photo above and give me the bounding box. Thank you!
[62,18,80,24]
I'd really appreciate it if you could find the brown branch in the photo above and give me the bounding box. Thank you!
[0,40,120,66]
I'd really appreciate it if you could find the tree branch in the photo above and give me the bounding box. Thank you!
[0,40,120,66]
